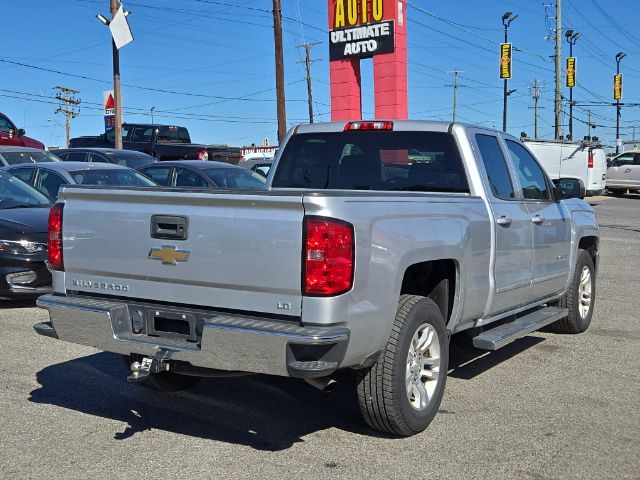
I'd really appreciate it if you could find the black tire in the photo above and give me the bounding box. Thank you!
[607,189,624,197]
[123,354,202,392]
[356,295,448,437]
[549,249,596,334]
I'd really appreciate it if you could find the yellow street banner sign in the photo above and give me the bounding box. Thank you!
[500,43,512,79]
[566,57,576,88]
[614,73,623,100]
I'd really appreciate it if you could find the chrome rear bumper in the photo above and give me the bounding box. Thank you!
[36,294,350,378]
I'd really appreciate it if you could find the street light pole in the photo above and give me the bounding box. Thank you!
[502,12,517,132]
[615,51,626,154]
[565,30,579,140]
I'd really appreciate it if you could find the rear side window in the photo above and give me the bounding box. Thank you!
[141,166,171,186]
[87,153,109,163]
[157,126,179,142]
[178,127,190,143]
[130,127,154,143]
[271,131,469,193]
[475,134,515,200]
[37,170,66,200]
[8,168,35,184]
[66,151,87,162]
[174,168,208,188]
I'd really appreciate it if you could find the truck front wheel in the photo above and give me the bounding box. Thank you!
[356,295,448,436]
[549,249,596,334]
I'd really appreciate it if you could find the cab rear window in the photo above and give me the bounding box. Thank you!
[271,131,469,193]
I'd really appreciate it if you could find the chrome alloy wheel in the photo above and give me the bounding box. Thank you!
[578,265,592,319]
[405,323,441,411]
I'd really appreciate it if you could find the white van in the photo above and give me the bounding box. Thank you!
[523,139,607,196]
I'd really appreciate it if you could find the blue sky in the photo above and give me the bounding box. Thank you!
[1,0,639,148]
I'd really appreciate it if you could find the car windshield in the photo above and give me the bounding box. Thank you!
[204,168,267,189]
[271,131,469,193]
[69,169,157,187]
[1,151,61,165]
[0,172,51,209]
[106,152,157,168]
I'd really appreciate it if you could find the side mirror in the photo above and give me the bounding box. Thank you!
[16,128,25,136]
[555,177,585,200]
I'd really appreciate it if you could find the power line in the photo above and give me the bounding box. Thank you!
[0,58,308,103]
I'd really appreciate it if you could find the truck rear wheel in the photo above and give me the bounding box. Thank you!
[549,249,596,334]
[356,295,448,436]
[124,354,201,392]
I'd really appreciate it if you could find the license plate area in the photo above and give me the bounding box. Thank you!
[147,309,199,342]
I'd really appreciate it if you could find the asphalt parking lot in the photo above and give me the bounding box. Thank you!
[1,196,638,480]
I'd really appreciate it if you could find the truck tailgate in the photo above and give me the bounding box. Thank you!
[59,188,304,316]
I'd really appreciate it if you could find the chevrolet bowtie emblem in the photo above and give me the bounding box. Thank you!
[148,245,191,265]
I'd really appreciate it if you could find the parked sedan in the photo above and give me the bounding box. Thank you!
[138,160,266,189]
[50,148,157,169]
[0,146,61,167]
[606,151,640,194]
[2,162,157,201]
[0,171,52,299]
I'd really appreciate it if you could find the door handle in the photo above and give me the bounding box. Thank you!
[496,216,512,227]
[625,168,632,173]
[531,215,545,225]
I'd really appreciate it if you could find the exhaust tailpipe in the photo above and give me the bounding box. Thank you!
[304,377,338,393]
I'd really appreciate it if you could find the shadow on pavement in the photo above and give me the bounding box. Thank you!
[448,334,544,380]
[29,352,373,450]
[0,298,38,309]
[29,335,545,448]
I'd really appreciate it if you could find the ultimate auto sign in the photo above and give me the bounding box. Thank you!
[329,0,395,60]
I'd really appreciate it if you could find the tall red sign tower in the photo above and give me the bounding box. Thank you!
[328,0,408,121]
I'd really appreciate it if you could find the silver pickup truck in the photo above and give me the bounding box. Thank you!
[35,121,599,437]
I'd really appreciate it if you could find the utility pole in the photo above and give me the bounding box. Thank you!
[272,0,286,142]
[587,109,596,140]
[446,69,465,122]
[615,51,626,154]
[297,42,321,123]
[53,86,81,147]
[529,80,543,139]
[565,29,579,140]
[109,0,124,149]
[554,0,562,140]
[502,12,518,132]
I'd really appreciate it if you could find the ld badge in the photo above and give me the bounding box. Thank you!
[148,245,191,265]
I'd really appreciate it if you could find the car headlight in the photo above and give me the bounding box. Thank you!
[0,240,47,255]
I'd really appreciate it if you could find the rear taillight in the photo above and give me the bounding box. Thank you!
[48,203,64,271]
[197,150,209,161]
[588,154,594,168]
[344,121,393,131]
[303,216,354,296]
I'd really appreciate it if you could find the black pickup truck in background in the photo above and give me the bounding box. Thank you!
[69,124,241,164]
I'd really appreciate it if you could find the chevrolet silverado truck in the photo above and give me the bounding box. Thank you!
[35,121,599,436]
[69,123,241,164]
